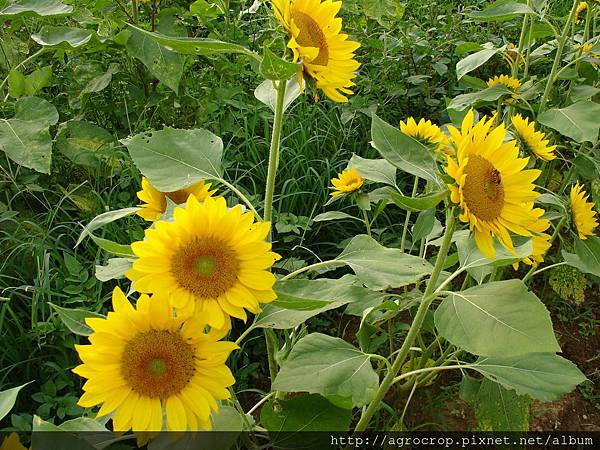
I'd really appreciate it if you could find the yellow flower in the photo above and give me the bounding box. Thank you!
[570,182,598,239]
[511,114,557,161]
[487,74,521,91]
[74,287,237,433]
[446,110,542,259]
[270,0,360,102]
[399,117,450,154]
[127,196,279,328]
[136,177,216,222]
[0,434,27,450]
[329,166,364,196]
[575,42,594,52]
[515,208,552,268]
[575,2,588,24]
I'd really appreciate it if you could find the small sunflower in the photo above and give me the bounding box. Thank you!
[399,117,450,154]
[136,177,216,222]
[330,166,364,196]
[515,208,552,268]
[446,110,542,259]
[570,182,598,239]
[511,114,557,161]
[0,434,27,450]
[487,75,521,104]
[270,0,360,103]
[127,196,279,328]
[74,287,237,433]
[575,42,594,52]
[575,2,588,24]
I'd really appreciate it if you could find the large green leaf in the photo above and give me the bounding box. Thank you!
[348,154,397,186]
[435,280,560,357]
[95,258,133,282]
[8,66,53,98]
[260,45,301,81]
[273,333,379,406]
[470,1,535,21]
[472,353,586,402]
[31,26,93,48]
[49,303,105,336]
[261,394,352,440]
[126,23,257,58]
[371,114,441,185]
[0,0,72,16]
[126,25,184,93]
[0,96,58,173]
[475,379,530,431]
[0,382,32,421]
[363,0,405,26]
[336,234,433,290]
[456,45,502,80]
[563,237,600,277]
[254,78,301,113]
[538,101,600,143]
[448,83,512,111]
[121,127,223,192]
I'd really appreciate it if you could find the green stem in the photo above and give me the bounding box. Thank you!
[523,12,534,78]
[280,259,336,281]
[353,208,456,432]
[262,79,288,392]
[513,1,530,78]
[400,177,419,253]
[219,178,260,218]
[538,0,580,115]
[361,208,372,237]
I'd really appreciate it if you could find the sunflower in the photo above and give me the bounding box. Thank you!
[446,110,542,259]
[0,434,27,450]
[511,114,557,161]
[136,177,216,222]
[330,166,364,196]
[74,287,237,433]
[570,182,598,239]
[270,0,360,103]
[514,208,552,268]
[399,117,450,154]
[127,196,279,329]
[575,2,588,24]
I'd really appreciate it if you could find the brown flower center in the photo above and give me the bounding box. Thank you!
[292,11,329,66]
[462,155,505,221]
[121,330,195,399]
[170,238,240,299]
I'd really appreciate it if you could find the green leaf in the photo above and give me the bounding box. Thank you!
[273,333,379,406]
[190,0,223,18]
[435,280,560,357]
[412,208,437,242]
[31,26,93,48]
[126,26,184,93]
[76,207,140,246]
[0,96,58,174]
[563,237,600,277]
[0,0,72,17]
[23,66,53,96]
[254,78,301,113]
[363,0,405,26]
[0,382,32,421]
[90,235,135,257]
[472,353,586,402]
[456,45,502,80]
[48,303,104,336]
[80,63,119,95]
[313,211,361,223]
[122,127,223,192]
[348,154,397,186]
[211,405,245,431]
[126,23,256,57]
[538,101,600,143]
[448,83,512,111]
[260,45,301,81]
[371,114,441,185]
[7,69,26,98]
[388,189,448,212]
[261,394,352,435]
[95,258,133,282]
[475,379,530,431]
[336,234,433,290]
[470,1,535,21]
[55,120,115,168]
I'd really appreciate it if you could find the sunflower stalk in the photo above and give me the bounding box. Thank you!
[353,207,457,432]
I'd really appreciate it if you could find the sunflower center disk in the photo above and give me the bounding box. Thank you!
[121,330,195,399]
[171,238,240,299]
[462,155,505,221]
[292,11,329,66]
